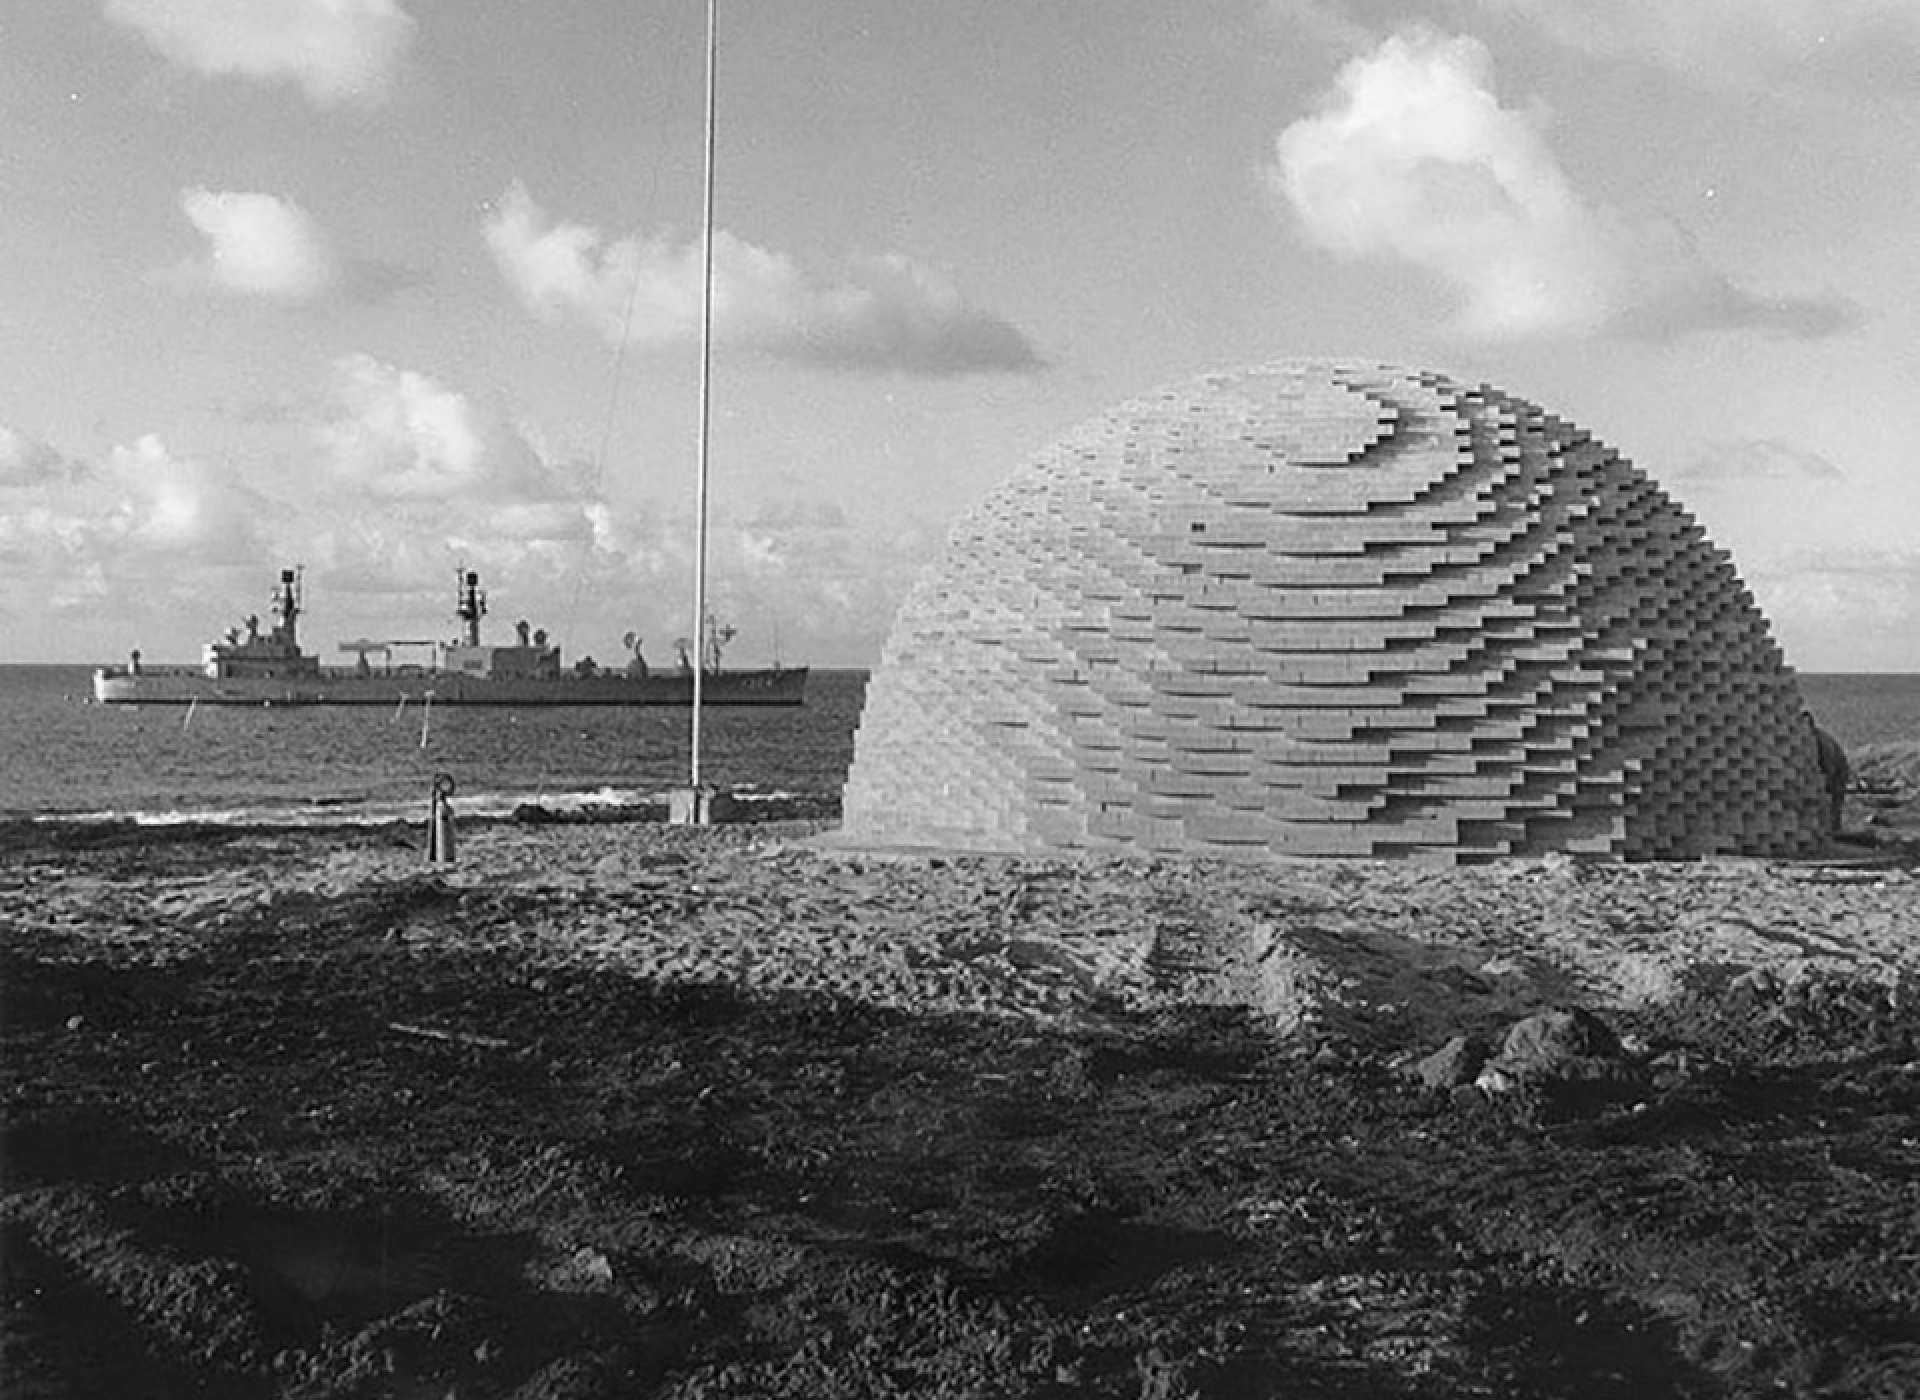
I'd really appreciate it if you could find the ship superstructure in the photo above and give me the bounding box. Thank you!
[201,568,321,682]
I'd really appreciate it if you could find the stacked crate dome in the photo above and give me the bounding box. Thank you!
[841,360,1830,861]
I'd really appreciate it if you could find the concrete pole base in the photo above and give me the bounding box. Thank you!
[669,787,738,826]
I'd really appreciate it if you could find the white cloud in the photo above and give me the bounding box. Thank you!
[108,436,203,547]
[483,182,1043,374]
[105,0,415,108]
[0,430,265,574]
[0,371,909,665]
[105,434,270,558]
[0,372,636,656]
[322,353,539,501]
[1472,0,1920,88]
[176,189,339,301]
[712,494,929,653]
[0,427,87,487]
[311,354,648,608]
[1269,29,1857,340]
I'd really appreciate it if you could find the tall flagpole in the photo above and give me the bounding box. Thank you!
[690,0,718,789]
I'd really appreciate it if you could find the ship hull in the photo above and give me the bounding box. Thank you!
[92,666,809,707]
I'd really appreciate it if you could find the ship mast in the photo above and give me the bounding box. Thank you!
[689,0,719,789]
[274,567,303,648]
[456,569,487,647]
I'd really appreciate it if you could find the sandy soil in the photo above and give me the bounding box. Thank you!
[4,774,1918,1397]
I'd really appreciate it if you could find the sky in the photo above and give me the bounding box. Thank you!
[1,0,1915,672]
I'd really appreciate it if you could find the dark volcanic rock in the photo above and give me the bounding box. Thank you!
[1400,1032,1493,1090]
[1477,1006,1633,1093]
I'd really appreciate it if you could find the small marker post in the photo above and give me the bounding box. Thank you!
[426,773,457,864]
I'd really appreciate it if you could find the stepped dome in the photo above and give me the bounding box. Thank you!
[842,361,1829,861]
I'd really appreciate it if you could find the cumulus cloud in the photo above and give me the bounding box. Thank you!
[105,0,416,108]
[0,427,88,488]
[0,367,656,657]
[0,430,266,568]
[311,354,643,564]
[716,495,931,657]
[509,487,929,665]
[173,188,339,301]
[0,367,910,664]
[320,353,555,502]
[105,434,265,555]
[1471,0,1920,89]
[1269,29,1858,340]
[483,183,1043,375]
[307,353,675,629]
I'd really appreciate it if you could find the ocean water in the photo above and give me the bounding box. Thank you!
[1794,674,1920,750]
[1,666,1914,827]
[0,665,869,826]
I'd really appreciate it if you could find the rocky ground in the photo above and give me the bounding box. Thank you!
[3,762,1918,1398]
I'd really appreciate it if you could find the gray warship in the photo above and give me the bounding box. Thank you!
[92,568,807,707]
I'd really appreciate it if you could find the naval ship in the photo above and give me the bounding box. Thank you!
[92,568,807,707]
